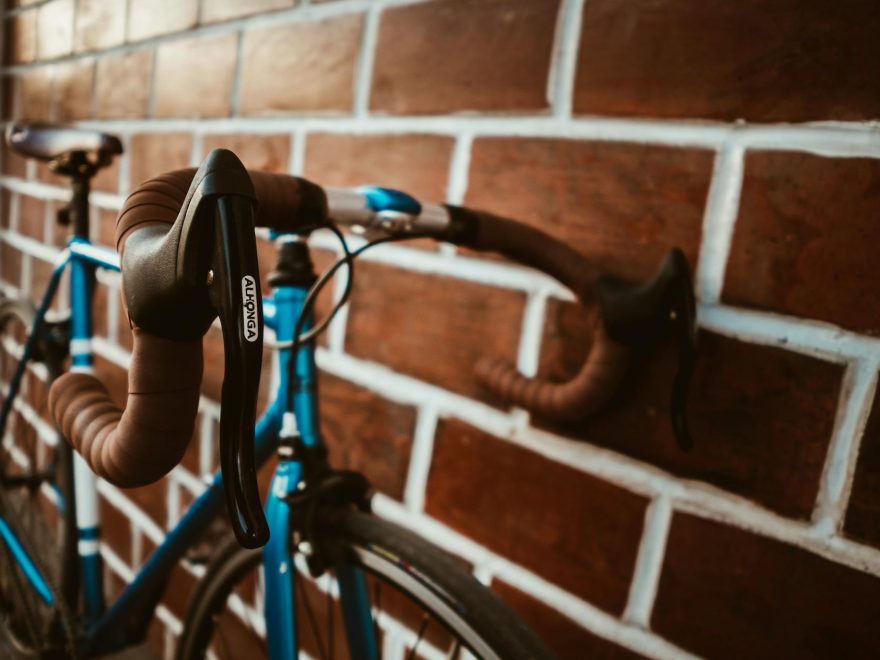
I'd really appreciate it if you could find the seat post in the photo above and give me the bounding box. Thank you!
[70,173,90,240]
[56,151,93,240]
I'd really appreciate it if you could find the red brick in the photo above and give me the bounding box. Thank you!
[344,261,525,402]
[127,0,198,42]
[18,194,46,241]
[30,259,58,310]
[154,33,238,118]
[36,0,74,60]
[574,0,880,122]
[6,10,36,64]
[128,132,193,191]
[201,133,291,173]
[1,239,22,288]
[426,418,648,613]
[653,513,880,659]
[123,478,168,528]
[17,69,52,121]
[202,0,293,22]
[53,59,93,121]
[2,140,28,178]
[162,562,198,619]
[92,159,121,194]
[494,581,646,660]
[74,0,125,52]
[371,0,559,114]
[0,190,12,229]
[320,373,416,499]
[845,382,880,547]
[99,494,132,564]
[724,152,880,334]
[539,318,843,518]
[95,208,118,248]
[466,139,712,282]
[304,133,454,201]
[94,50,152,120]
[239,14,363,115]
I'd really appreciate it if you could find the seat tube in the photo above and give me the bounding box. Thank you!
[68,247,105,621]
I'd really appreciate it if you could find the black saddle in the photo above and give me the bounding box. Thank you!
[6,122,122,171]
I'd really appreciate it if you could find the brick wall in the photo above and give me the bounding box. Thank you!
[2,0,880,658]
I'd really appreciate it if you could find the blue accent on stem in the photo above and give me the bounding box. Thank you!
[0,516,55,605]
[360,186,421,215]
[69,237,121,271]
[263,460,300,660]
[79,526,100,540]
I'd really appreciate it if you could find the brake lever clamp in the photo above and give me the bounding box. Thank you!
[595,248,698,451]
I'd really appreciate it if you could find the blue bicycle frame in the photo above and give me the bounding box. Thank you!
[0,233,378,659]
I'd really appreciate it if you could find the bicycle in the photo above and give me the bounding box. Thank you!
[0,122,696,659]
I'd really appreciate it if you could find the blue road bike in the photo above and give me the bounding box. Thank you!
[0,123,696,660]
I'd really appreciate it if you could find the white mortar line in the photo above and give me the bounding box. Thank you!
[189,131,204,167]
[812,359,880,534]
[9,191,20,233]
[694,143,744,303]
[372,494,698,660]
[402,403,438,512]
[0,228,60,267]
[166,478,181,529]
[106,284,120,343]
[548,0,584,118]
[353,4,381,117]
[97,480,165,544]
[622,495,673,628]
[515,290,548,377]
[198,412,216,479]
[228,30,245,117]
[699,304,880,362]
[445,131,472,205]
[53,115,880,156]
[290,128,306,175]
[92,335,133,368]
[117,133,132,196]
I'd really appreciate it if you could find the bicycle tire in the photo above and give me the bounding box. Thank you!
[177,507,555,660]
[0,296,76,657]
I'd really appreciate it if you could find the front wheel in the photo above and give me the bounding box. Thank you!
[177,508,554,660]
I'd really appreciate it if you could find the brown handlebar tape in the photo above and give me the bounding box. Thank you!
[48,329,201,487]
[47,166,325,489]
[115,167,327,253]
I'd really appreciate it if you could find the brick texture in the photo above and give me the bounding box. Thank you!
[239,15,363,115]
[304,133,454,201]
[427,418,648,613]
[3,1,880,657]
[845,383,880,547]
[153,33,238,118]
[127,0,198,42]
[54,60,93,121]
[94,50,153,120]
[724,151,880,334]
[74,0,125,53]
[36,0,74,60]
[128,132,193,191]
[466,139,713,281]
[538,317,844,517]
[575,0,880,121]
[494,581,646,660]
[320,373,417,500]
[344,262,525,401]
[202,0,294,23]
[653,514,880,658]
[202,133,292,173]
[372,0,559,114]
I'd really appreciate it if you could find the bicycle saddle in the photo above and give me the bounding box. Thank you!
[5,121,122,164]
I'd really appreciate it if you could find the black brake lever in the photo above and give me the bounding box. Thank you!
[210,193,269,548]
[596,248,698,451]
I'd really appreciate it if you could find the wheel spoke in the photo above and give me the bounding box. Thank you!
[406,614,431,660]
[295,567,329,660]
